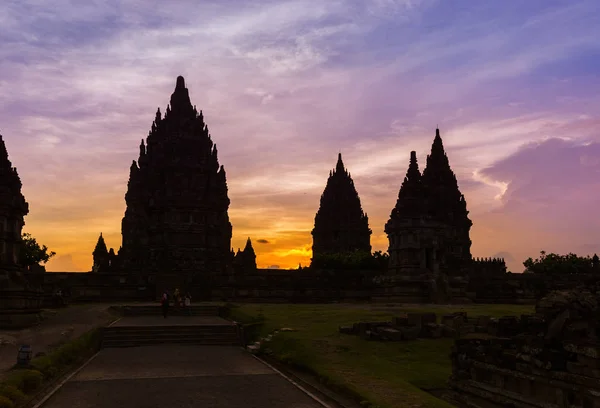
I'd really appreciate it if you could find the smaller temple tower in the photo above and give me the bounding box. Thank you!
[385,151,432,277]
[311,154,371,265]
[233,237,257,273]
[92,233,109,272]
[92,233,120,273]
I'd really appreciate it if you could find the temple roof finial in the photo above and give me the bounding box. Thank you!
[176,76,185,89]
[335,152,345,173]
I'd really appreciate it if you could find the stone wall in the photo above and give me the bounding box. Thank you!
[42,272,153,303]
[37,268,594,305]
[41,268,374,303]
[448,283,600,408]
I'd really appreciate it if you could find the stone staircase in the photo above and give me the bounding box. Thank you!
[102,324,241,348]
[118,304,222,316]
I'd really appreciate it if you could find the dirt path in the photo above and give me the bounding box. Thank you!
[0,304,116,378]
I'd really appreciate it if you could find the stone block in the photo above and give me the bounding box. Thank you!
[379,327,403,341]
[421,323,443,338]
[399,325,420,340]
[339,326,355,335]
[442,325,457,338]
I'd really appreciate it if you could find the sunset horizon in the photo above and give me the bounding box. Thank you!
[2,1,599,274]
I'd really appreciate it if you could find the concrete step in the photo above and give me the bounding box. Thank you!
[101,324,240,348]
[102,337,240,347]
[103,331,237,340]
[105,325,237,332]
[120,305,221,316]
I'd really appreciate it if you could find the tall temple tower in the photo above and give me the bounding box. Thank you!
[0,134,29,270]
[0,134,42,328]
[385,129,472,301]
[421,128,472,273]
[119,76,233,285]
[311,153,371,263]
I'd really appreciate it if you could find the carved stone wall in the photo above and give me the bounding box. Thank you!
[449,284,600,408]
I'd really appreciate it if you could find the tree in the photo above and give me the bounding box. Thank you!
[20,232,56,266]
[523,250,598,275]
[310,250,389,271]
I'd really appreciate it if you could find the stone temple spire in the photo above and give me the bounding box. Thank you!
[0,133,29,267]
[119,76,233,287]
[388,151,424,220]
[311,153,371,260]
[92,233,109,273]
[167,75,195,119]
[421,127,470,222]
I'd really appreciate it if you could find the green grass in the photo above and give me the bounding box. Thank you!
[229,303,534,408]
[0,328,102,406]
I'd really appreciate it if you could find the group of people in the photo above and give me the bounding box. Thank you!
[159,288,192,318]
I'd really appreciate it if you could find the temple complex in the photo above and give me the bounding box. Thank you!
[311,153,371,265]
[382,129,474,302]
[0,134,42,328]
[106,76,233,289]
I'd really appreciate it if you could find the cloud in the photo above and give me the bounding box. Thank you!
[472,137,600,271]
[256,239,270,244]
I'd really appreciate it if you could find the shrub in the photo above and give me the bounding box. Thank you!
[4,369,43,394]
[30,328,101,378]
[0,386,25,404]
[30,356,58,379]
[0,396,14,408]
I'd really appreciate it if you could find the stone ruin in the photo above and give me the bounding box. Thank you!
[338,311,514,341]
[449,284,600,408]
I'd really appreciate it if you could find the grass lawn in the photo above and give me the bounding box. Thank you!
[230,303,534,408]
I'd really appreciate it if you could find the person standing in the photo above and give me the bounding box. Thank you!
[160,290,169,318]
[184,292,192,316]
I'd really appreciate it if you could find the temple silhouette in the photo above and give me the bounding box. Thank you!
[311,153,372,264]
[92,76,233,290]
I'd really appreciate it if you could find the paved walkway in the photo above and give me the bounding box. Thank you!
[40,345,324,408]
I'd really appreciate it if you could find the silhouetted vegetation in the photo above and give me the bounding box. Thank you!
[523,251,600,275]
[19,232,56,266]
[310,250,389,271]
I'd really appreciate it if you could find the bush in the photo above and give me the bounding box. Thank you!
[4,370,43,394]
[30,356,58,380]
[0,386,25,404]
[29,328,101,379]
[0,396,14,408]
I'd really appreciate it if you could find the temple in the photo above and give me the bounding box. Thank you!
[232,237,257,274]
[104,76,233,291]
[382,129,474,302]
[311,153,371,265]
[0,134,42,327]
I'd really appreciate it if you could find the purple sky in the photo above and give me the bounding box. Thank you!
[1,0,600,272]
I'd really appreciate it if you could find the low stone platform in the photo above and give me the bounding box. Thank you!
[111,315,232,327]
[40,345,325,408]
